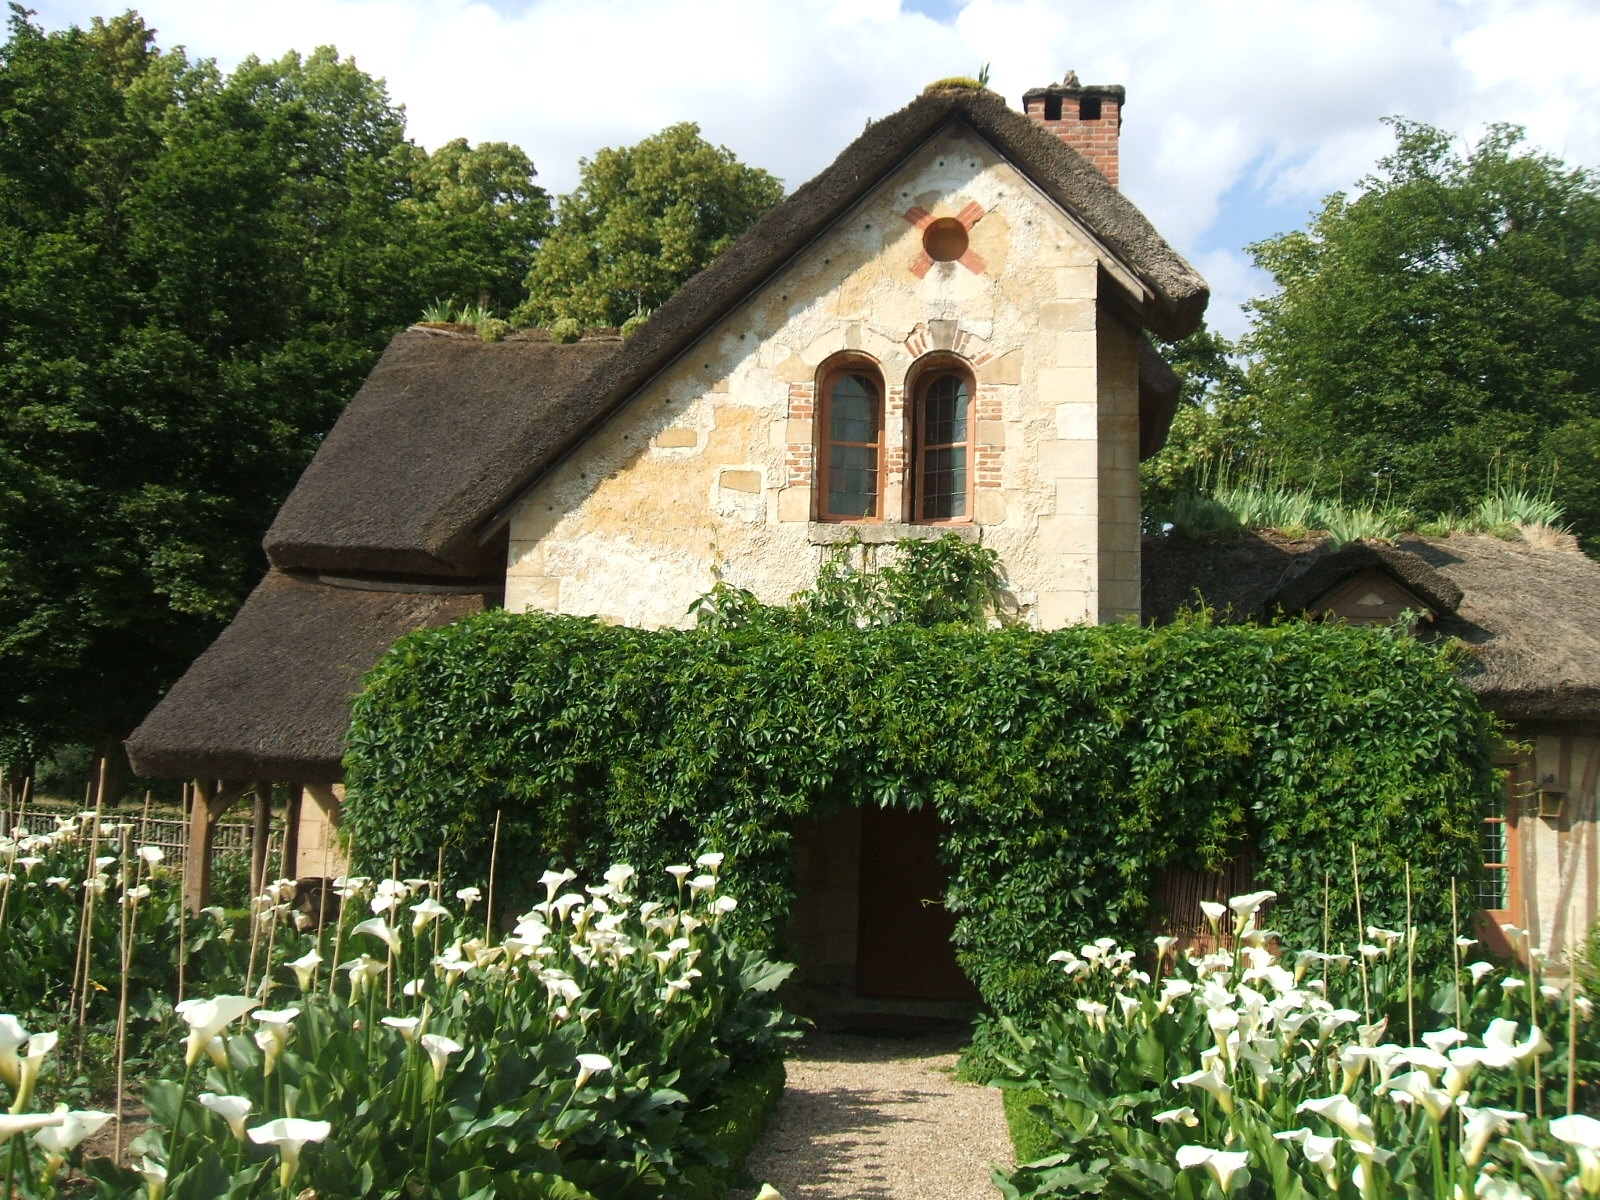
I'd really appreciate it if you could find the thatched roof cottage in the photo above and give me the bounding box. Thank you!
[126,75,1600,1002]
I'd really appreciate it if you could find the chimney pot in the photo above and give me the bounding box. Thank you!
[1021,72,1124,188]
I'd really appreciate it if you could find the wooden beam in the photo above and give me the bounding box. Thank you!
[249,782,273,898]
[183,780,250,914]
[282,785,303,883]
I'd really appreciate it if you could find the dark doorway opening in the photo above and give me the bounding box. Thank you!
[855,804,978,1001]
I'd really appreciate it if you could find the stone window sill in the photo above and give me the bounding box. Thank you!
[807,522,977,545]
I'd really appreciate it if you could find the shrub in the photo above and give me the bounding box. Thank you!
[344,601,1498,1031]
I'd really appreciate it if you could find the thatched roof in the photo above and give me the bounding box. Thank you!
[265,329,620,579]
[269,89,1205,579]
[126,572,492,782]
[1143,530,1600,721]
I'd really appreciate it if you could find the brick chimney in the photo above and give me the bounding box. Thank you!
[1022,70,1125,188]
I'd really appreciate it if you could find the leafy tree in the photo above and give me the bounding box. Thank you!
[0,8,547,778]
[1141,323,1262,526]
[516,122,783,329]
[1246,119,1600,545]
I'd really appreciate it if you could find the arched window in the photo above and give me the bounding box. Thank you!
[912,367,973,522]
[817,361,884,521]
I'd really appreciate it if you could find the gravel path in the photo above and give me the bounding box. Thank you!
[729,1031,1012,1200]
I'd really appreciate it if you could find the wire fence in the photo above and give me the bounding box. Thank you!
[2,798,265,869]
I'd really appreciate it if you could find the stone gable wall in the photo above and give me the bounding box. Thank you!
[505,125,1144,629]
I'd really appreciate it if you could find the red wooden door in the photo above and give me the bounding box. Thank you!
[855,805,978,1000]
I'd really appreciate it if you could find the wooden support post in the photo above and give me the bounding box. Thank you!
[282,785,303,883]
[249,782,273,898]
[184,780,250,913]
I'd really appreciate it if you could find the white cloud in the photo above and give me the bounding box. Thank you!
[23,0,1600,334]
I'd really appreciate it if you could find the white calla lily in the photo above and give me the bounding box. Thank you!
[247,1117,331,1188]
[176,995,256,1068]
[198,1093,252,1141]
[1176,1145,1250,1192]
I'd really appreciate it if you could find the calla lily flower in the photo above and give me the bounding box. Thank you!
[352,917,401,955]
[1503,1136,1572,1200]
[455,886,482,907]
[695,852,724,870]
[1274,1128,1341,1189]
[247,1117,331,1188]
[410,898,448,934]
[33,1106,112,1181]
[1550,1113,1600,1194]
[339,954,386,998]
[1297,1093,1376,1142]
[575,1052,613,1090]
[1199,901,1227,931]
[12,1030,59,1112]
[1153,1106,1198,1126]
[665,864,692,886]
[604,863,636,892]
[251,1009,299,1075]
[420,1034,463,1083]
[0,1110,66,1141]
[0,1015,28,1089]
[197,1093,251,1141]
[137,1154,168,1200]
[382,1016,422,1041]
[539,869,576,900]
[286,950,321,992]
[176,995,256,1068]
[136,846,164,866]
[1174,1067,1233,1114]
[1460,1105,1524,1167]
[1176,1145,1249,1192]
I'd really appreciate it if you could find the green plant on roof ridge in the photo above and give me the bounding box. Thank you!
[419,298,455,324]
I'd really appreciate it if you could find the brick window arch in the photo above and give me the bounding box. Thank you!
[909,359,975,523]
[817,357,885,521]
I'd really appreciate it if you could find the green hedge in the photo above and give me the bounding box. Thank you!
[343,610,1498,1024]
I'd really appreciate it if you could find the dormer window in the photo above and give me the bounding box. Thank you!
[818,361,885,521]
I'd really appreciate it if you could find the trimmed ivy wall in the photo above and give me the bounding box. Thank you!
[342,610,1498,1023]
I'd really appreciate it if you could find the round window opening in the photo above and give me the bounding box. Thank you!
[922,217,969,263]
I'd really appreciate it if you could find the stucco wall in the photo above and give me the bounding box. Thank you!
[1514,731,1600,967]
[506,123,1149,629]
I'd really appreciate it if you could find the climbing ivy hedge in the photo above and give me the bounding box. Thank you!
[342,599,1499,1025]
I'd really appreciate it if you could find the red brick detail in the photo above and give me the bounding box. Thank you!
[786,381,815,487]
[1023,96,1122,188]
[902,201,988,277]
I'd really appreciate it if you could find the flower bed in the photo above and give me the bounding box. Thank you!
[1,815,799,1199]
[993,891,1600,1199]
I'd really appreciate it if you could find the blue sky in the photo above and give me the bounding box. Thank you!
[25,0,1600,338]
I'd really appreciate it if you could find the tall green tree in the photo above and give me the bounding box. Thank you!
[1246,119,1600,544]
[516,122,783,329]
[0,8,548,773]
[1141,323,1262,525]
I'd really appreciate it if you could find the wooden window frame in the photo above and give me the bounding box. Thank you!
[909,362,976,525]
[816,358,885,523]
[1476,755,1527,957]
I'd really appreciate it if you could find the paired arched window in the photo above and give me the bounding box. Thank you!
[814,356,976,524]
[818,364,884,521]
[912,369,972,522]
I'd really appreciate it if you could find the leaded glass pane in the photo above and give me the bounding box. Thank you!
[829,374,879,444]
[828,444,877,518]
[922,376,969,446]
[921,446,967,520]
[1479,810,1508,910]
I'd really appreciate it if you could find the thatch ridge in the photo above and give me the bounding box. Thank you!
[125,571,491,782]
[265,329,619,578]
[1143,530,1600,721]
